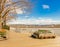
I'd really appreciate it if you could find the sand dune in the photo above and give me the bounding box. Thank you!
[0,30,60,47]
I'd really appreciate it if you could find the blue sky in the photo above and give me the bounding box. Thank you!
[9,0,60,24]
[29,0,60,20]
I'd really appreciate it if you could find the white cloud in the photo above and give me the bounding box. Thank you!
[42,5,50,9]
[16,8,24,14]
[8,18,60,25]
[24,15,29,18]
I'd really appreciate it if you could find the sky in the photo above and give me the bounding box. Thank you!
[9,0,60,25]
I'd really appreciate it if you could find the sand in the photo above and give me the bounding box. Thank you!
[0,30,60,47]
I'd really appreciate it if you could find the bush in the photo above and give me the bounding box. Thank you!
[38,30,46,33]
[2,25,10,30]
[0,29,6,37]
[38,30,50,33]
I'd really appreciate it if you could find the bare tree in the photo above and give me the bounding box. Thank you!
[0,0,32,28]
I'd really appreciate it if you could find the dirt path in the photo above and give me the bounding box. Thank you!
[0,31,60,47]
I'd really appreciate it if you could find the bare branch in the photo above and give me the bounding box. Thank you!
[0,0,33,28]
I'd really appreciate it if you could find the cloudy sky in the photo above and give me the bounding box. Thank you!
[9,0,60,25]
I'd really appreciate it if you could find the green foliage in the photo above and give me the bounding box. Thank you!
[38,30,46,33]
[0,32,6,37]
[38,30,51,33]
[2,25,10,30]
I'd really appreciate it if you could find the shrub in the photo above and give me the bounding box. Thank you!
[2,25,10,30]
[0,29,6,37]
[38,30,50,33]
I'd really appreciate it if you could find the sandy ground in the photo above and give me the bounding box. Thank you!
[0,31,60,47]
